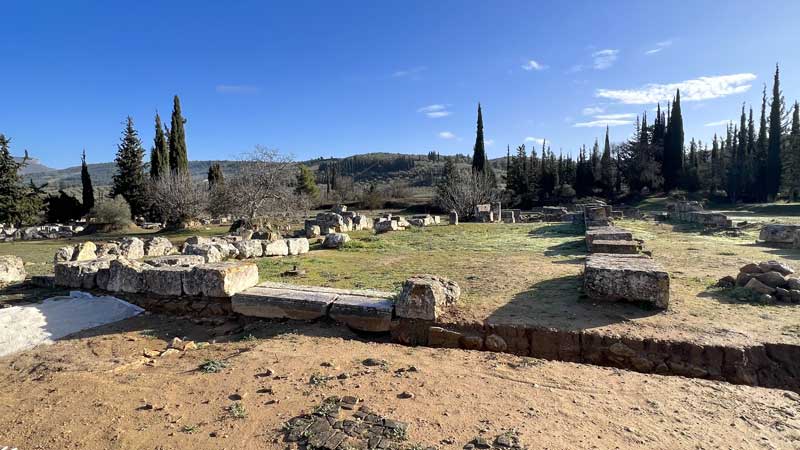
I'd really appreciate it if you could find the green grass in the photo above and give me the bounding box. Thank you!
[199,359,229,373]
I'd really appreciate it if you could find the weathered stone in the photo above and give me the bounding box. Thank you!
[95,242,120,258]
[119,237,145,260]
[54,258,113,289]
[183,262,259,297]
[758,261,794,276]
[395,274,461,321]
[305,220,322,238]
[262,239,289,256]
[485,334,508,352]
[775,287,792,302]
[185,236,212,246]
[588,239,641,254]
[745,277,775,295]
[352,215,373,231]
[30,274,55,288]
[0,255,26,285]
[583,254,670,309]
[182,243,225,263]
[144,237,174,257]
[460,335,483,350]
[374,220,400,234]
[143,266,190,297]
[53,246,75,263]
[232,285,338,319]
[448,210,458,225]
[786,278,800,291]
[234,239,264,259]
[322,233,350,249]
[739,263,764,274]
[585,227,632,245]
[759,224,800,244]
[736,271,757,287]
[329,295,394,332]
[427,327,462,348]
[715,275,736,288]
[106,258,147,293]
[72,241,97,261]
[755,271,787,288]
[145,254,206,267]
[285,238,310,255]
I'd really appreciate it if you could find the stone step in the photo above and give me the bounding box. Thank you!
[587,239,641,254]
[583,254,669,309]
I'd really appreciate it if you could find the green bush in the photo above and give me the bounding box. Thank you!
[89,195,132,230]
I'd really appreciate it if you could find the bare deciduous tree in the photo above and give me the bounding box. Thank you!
[435,167,498,219]
[149,172,208,228]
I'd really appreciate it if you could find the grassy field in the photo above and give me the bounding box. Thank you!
[3,208,800,347]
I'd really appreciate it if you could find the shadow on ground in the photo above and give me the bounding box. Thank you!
[485,274,660,331]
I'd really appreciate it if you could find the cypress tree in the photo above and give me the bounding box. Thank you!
[766,64,783,199]
[663,90,684,191]
[781,103,800,201]
[168,95,189,175]
[600,126,614,197]
[471,104,487,172]
[80,149,94,214]
[207,163,224,188]
[150,112,170,179]
[111,117,148,217]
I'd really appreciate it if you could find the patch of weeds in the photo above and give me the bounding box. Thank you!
[238,333,257,342]
[309,372,331,386]
[340,240,371,250]
[386,426,407,441]
[228,402,247,419]
[139,329,158,339]
[199,359,229,373]
[312,396,341,416]
[720,286,764,303]
[181,424,199,434]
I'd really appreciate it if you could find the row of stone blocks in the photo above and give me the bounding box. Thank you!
[584,226,641,254]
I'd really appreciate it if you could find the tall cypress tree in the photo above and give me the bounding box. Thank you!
[663,90,684,191]
[754,86,769,201]
[766,64,783,199]
[600,126,614,197]
[80,149,94,213]
[471,103,487,173]
[0,134,33,225]
[111,117,148,217]
[150,112,170,179]
[781,103,800,201]
[208,163,224,188]
[168,95,189,175]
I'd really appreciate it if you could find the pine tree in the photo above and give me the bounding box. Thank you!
[781,103,800,200]
[663,90,684,191]
[766,64,784,199]
[111,117,148,217]
[0,134,43,225]
[295,164,319,198]
[150,112,170,179]
[207,163,224,188]
[168,95,189,175]
[80,149,94,213]
[600,127,614,197]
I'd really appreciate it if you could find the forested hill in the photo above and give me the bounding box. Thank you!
[22,151,506,190]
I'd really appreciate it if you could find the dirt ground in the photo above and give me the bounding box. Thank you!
[1,314,799,450]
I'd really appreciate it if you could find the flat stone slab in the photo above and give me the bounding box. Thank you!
[256,281,394,299]
[585,226,633,244]
[329,294,394,332]
[183,262,259,297]
[583,254,669,309]
[588,240,641,254]
[760,224,800,244]
[232,286,339,320]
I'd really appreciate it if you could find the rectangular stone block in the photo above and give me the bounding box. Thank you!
[232,286,337,320]
[285,238,310,255]
[585,226,633,245]
[144,254,205,267]
[588,239,641,254]
[583,254,670,308]
[328,294,394,332]
[54,258,113,289]
[143,266,191,297]
[184,262,259,297]
[263,239,289,257]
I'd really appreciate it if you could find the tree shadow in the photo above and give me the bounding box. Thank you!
[485,274,661,331]
[528,223,583,237]
[0,282,67,307]
[543,240,587,257]
[741,242,800,261]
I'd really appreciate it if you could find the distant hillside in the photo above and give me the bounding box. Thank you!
[13,156,56,175]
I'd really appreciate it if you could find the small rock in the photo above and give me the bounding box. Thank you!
[397,391,415,399]
[362,358,387,367]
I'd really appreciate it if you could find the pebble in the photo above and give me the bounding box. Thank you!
[398,391,415,399]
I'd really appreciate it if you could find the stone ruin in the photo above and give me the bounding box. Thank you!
[759,224,800,248]
[0,255,26,286]
[667,201,735,229]
[305,205,441,237]
[0,222,86,242]
[474,203,494,223]
[716,260,800,303]
[583,254,670,309]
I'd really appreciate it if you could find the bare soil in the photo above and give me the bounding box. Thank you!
[1,314,798,450]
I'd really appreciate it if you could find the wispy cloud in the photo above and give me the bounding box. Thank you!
[438,131,456,139]
[593,113,636,120]
[521,59,547,71]
[215,84,260,94]
[417,104,452,118]
[573,119,633,128]
[645,40,673,55]
[704,119,733,127]
[582,106,605,116]
[392,66,427,79]
[592,49,619,70]
[595,73,757,104]
[485,139,495,146]
[524,137,546,146]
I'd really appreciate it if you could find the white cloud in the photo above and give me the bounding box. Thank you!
[645,40,673,55]
[524,137,546,146]
[418,104,452,118]
[595,73,757,104]
[582,106,605,116]
[485,139,495,146]
[704,119,733,127]
[215,84,260,94]
[593,113,636,120]
[592,49,619,70]
[521,59,547,71]
[392,66,427,78]
[438,131,456,139]
[573,119,633,128]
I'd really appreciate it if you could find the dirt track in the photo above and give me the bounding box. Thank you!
[1,314,798,450]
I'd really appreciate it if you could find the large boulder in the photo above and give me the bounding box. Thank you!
[322,233,350,249]
[285,238,310,255]
[234,239,264,259]
[583,254,670,309]
[106,258,147,293]
[375,220,400,234]
[263,239,289,257]
[395,275,461,321]
[53,246,75,263]
[304,221,321,238]
[0,255,26,285]
[183,262,259,297]
[144,237,174,257]
[182,243,225,263]
[758,261,794,276]
[745,277,776,295]
[352,215,373,231]
[759,224,800,244]
[54,258,113,289]
[72,241,97,261]
[755,271,787,288]
[119,237,145,260]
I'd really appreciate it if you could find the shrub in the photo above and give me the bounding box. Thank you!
[89,195,132,230]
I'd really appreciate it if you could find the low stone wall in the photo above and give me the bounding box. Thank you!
[759,224,800,246]
[0,223,85,242]
[667,201,734,228]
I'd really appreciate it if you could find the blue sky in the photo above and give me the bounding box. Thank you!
[2,1,799,168]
